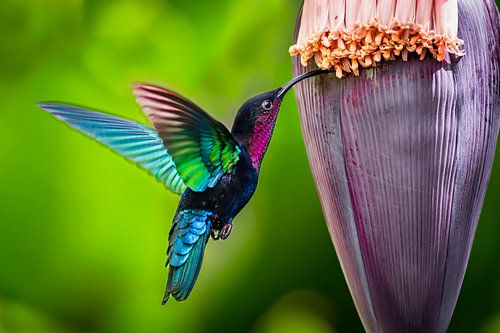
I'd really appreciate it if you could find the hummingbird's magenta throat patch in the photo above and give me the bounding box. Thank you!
[247,103,281,169]
[290,0,464,78]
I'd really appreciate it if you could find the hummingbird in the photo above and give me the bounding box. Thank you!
[38,69,328,303]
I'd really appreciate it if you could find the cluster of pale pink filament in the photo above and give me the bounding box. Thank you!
[290,0,465,78]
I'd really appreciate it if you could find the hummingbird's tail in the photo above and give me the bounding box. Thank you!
[163,209,212,303]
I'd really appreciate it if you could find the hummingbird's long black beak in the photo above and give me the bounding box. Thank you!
[276,69,330,100]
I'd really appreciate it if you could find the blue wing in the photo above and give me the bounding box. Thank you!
[164,209,212,302]
[38,103,186,195]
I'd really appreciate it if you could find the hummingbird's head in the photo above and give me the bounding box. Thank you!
[231,88,282,137]
[232,70,328,169]
[232,70,328,137]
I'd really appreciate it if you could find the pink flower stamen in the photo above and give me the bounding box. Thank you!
[289,0,465,78]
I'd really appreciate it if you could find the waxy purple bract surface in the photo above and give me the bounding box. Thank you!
[292,0,500,331]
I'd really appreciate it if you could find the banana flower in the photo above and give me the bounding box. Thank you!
[291,0,500,331]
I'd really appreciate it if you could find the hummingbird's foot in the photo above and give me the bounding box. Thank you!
[219,223,232,240]
[210,229,220,241]
[209,214,222,241]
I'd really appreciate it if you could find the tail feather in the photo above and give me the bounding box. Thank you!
[163,209,212,303]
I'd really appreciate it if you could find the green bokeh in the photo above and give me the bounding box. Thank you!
[0,1,499,332]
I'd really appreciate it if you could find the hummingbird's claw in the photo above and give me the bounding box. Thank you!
[210,229,220,241]
[219,223,232,240]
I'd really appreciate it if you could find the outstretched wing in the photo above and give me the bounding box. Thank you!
[38,103,186,195]
[133,84,241,192]
[164,209,212,302]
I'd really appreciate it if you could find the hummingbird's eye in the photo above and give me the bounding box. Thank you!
[261,100,273,111]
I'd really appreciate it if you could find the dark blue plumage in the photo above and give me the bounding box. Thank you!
[38,70,328,303]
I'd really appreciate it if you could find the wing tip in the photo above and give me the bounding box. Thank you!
[37,103,79,118]
[37,102,88,113]
[132,83,184,101]
[37,103,97,121]
[37,102,61,112]
[131,82,146,92]
[132,83,165,95]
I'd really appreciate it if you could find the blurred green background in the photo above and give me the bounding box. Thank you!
[0,0,499,332]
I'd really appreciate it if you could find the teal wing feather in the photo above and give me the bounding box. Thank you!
[133,84,241,192]
[164,209,212,302]
[38,103,186,195]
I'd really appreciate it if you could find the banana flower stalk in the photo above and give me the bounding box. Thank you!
[290,0,500,331]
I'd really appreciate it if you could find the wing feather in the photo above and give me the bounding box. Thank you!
[38,103,186,195]
[133,84,241,192]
